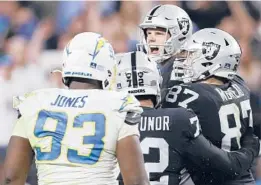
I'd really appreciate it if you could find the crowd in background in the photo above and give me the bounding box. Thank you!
[0,1,261,183]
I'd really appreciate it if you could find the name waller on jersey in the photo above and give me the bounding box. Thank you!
[140,116,170,131]
[215,84,244,101]
[50,95,88,108]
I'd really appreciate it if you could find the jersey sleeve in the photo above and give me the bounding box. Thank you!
[12,115,28,138]
[182,133,256,177]
[171,109,201,141]
[118,119,140,141]
[117,94,143,141]
[12,91,39,138]
[13,91,38,116]
[185,109,201,138]
[118,94,143,114]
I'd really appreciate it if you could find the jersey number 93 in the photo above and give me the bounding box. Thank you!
[34,110,105,165]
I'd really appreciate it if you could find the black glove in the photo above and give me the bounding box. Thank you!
[241,134,260,158]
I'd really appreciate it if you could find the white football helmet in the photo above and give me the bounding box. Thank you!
[116,51,161,106]
[137,4,193,63]
[172,28,241,83]
[61,32,116,89]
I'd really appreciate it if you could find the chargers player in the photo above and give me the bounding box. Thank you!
[2,33,149,185]
[164,28,259,185]
[116,51,260,185]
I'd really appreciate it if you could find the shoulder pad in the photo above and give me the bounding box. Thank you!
[13,96,25,110]
[180,83,193,88]
[172,108,201,139]
[233,75,245,84]
[13,91,37,110]
[125,112,141,125]
[118,94,143,114]
[233,75,249,90]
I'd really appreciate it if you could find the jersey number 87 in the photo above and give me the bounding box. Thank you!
[166,86,253,151]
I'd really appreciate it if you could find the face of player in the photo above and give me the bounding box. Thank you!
[146,28,170,55]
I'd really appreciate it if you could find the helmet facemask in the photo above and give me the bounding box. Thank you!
[137,4,193,64]
[137,26,183,64]
[172,48,235,83]
[172,46,222,83]
[173,28,242,83]
[172,49,201,82]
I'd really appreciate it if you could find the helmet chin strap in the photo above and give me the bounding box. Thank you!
[148,48,173,64]
[148,55,163,64]
[196,63,222,82]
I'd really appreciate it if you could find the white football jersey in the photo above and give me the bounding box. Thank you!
[12,88,142,185]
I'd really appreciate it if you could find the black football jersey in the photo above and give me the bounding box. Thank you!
[118,105,256,185]
[158,56,182,102]
[138,107,199,185]
[162,76,255,185]
[117,107,200,185]
[250,92,261,139]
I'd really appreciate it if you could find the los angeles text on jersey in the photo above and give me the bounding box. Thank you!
[215,84,244,101]
[50,95,88,108]
[140,116,170,131]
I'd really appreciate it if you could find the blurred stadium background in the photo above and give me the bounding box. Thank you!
[0,1,261,184]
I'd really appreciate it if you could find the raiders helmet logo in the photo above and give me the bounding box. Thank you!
[177,18,190,35]
[202,42,221,60]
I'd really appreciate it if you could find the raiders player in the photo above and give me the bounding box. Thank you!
[116,51,260,185]
[137,4,193,99]
[163,28,258,185]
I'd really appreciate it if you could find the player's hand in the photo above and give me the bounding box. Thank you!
[241,134,260,158]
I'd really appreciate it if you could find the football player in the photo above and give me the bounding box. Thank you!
[116,51,260,185]
[2,33,149,185]
[163,28,258,185]
[137,4,193,99]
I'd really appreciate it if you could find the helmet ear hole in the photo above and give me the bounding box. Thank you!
[201,62,213,67]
